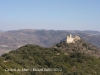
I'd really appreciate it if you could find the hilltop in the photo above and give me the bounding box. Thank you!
[53,35,100,58]
[0,36,100,75]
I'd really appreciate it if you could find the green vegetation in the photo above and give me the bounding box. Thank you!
[0,43,100,75]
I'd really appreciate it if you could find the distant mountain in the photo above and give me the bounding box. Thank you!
[0,29,100,55]
[0,38,100,75]
[73,30,100,35]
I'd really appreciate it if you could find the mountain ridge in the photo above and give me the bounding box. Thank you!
[0,29,100,55]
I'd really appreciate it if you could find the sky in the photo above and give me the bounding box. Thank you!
[0,0,100,31]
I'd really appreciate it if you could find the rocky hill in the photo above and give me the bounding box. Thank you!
[0,38,100,75]
[0,29,100,55]
[53,39,100,58]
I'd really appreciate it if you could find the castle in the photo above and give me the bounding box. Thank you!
[66,34,80,43]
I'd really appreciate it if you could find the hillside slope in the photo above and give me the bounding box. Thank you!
[0,39,100,75]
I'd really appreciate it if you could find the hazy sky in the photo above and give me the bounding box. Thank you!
[0,0,100,31]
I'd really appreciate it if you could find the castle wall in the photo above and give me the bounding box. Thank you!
[66,37,75,43]
[66,34,80,43]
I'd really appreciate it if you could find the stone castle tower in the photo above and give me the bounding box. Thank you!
[66,34,80,43]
